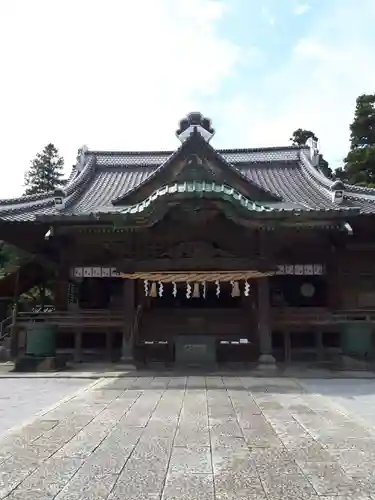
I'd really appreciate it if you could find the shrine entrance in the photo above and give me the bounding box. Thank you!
[120,271,267,367]
[145,281,243,367]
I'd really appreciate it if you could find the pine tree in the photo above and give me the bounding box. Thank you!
[24,143,65,195]
[336,94,375,186]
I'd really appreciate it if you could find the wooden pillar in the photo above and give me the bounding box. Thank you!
[257,277,276,367]
[106,330,112,361]
[284,330,291,364]
[316,329,324,361]
[54,243,70,311]
[121,279,135,362]
[10,267,20,359]
[74,330,82,363]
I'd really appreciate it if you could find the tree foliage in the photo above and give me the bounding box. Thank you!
[290,129,318,146]
[0,242,23,274]
[24,143,65,195]
[290,128,333,179]
[336,94,375,186]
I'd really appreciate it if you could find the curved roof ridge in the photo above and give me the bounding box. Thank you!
[0,189,54,206]
[64,155,96,196]
[218,145,301,154]
[119,180,274,216]
[300,149,375,199]
[299,149,332,190]
[0,199,54,216]
[0,154,96,208]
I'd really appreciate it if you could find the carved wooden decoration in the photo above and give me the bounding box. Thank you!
[159,241,234,260]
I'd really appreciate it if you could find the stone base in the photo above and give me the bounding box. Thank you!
[118,356,137,370]
[257,354,277,370]
[340,355,368,371]
[14,355,67,372]
[0,346,10,362]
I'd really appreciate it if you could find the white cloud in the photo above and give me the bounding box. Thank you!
[293,3,311,15]
[0,0,241,198]
[219,0,375,170]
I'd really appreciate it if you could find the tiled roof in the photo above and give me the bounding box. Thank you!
[119,181,275,217]
[1,142,375,222]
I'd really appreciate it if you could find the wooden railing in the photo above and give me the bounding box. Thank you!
[0,315,12,341]
[11,306,375,333]
[272,307,375,325]
[15,310,126,329]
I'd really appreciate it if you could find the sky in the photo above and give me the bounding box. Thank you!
[0,0,375,198]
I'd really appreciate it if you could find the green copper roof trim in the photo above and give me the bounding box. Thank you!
[118,181,274,216]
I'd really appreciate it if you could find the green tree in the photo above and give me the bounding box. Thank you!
[290,128,318,146]
[337,94,375,186]
[0,242,23,274]
[24,143,65,195]
[290,128,333,179]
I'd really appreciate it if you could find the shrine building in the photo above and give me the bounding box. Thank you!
[1,112,375,368]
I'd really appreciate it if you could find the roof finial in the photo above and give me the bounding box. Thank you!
[76,145,89,172]
[176,112,215,143]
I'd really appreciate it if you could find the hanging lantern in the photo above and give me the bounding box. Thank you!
[193,282,200,298]
[158,281,164,297]
[202,281,206,299]
[172,281,177,297]
[150,282,157,297]
[244,280,251,297]
[186,282,192,299]
[231,280,240,297]
[215,280,220,297]
[144,280,149,296]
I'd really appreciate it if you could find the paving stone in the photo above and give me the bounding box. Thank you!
[4,457,84,500]
[214,471,266,500]
[259,470,318,500]
[167,377,186,389]
[0,455,41,498]
[288,439,333,462]
[53,422,115,459]
[243,428,284,448]
[174,428,210,447]
[322,437,375,453]
[209,422,243,437]
[162,472,214,500]
[110,469,167,499]
[54,470,119,500]
[121,392,164,427]
[236,414,272,431]
[299,461,366,496]
[169,446,212,474]
[6,376,375,499]
[127,438,173,471]
[212,448,256,474]
[210,433,249,450]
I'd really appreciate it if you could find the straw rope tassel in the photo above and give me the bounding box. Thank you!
[150,282,157,297]
[192,282,200,298]
[231,280,240,297]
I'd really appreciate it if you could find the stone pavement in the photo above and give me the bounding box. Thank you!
[2,376,375,499]
[0,378,92,439]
